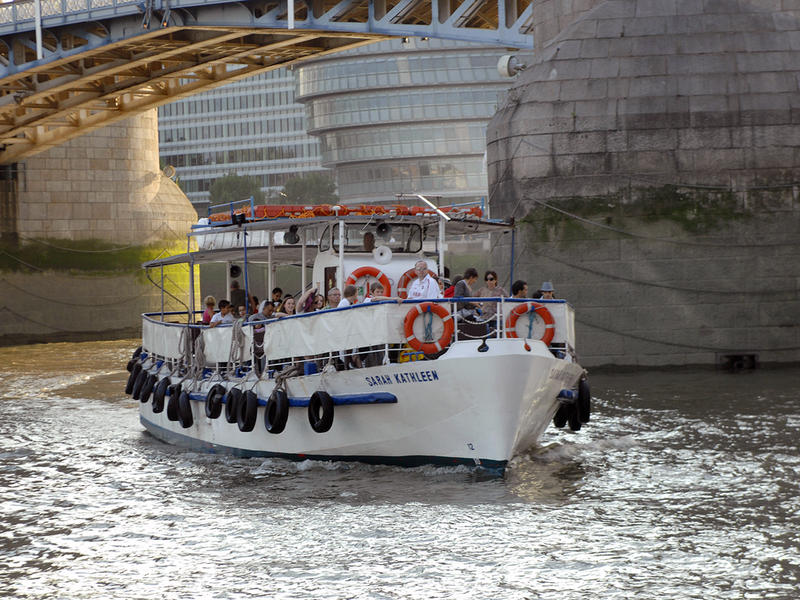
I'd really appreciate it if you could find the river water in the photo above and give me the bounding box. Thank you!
[0,340,798,599]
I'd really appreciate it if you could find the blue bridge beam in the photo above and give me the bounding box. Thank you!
[0,0,533,163]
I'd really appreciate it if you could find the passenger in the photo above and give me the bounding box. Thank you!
[250,300,274,322]
[511,280,528,299]
[337,285,362,368]
[363,231,376,252]
[209,300,234,327]
[326,287,342,308]
[271,287,283,303]
[313,294,325,310]
[444,275,461,298]
[539,281,555,300]
[477,270,508,319]
[202,295,216,325]
[363,281,403,304]
[249,295,259,315]
[406,260,442,299]
[296,286,320,314]
[249,300,274,375]
[337,285,358,308]
[276,296,295,316]
[454,267,480,317]
[230,280,247,312]
[236,305,248,321]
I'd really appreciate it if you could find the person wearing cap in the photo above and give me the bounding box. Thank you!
[539,281,555,300]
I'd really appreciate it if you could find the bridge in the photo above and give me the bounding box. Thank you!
[0,0,534,163]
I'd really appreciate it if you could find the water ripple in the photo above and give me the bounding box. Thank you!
[0,343,798,599]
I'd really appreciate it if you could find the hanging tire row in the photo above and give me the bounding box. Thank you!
[125,347,334,434]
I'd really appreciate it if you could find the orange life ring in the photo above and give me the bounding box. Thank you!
[505,302,556,345]
[346,266,392,297]
[397,267,437,299]
[403,303,454,354]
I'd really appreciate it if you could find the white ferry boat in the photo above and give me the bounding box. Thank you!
[125,200,591,473]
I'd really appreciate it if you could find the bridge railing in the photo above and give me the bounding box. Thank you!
[0,0,139,27]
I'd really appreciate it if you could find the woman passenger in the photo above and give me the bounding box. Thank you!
[202,295,216,325]
[276,296,295,317]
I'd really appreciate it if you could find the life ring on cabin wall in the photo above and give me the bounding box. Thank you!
[505,302,555,346]
[403,302,454,354]
[396,267,437,299]
[346,266,392,297]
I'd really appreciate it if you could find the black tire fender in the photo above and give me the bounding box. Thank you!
[178,390,193,428]
[166,383,182,421]
[567,403,582,432]
[578,378,591,423]
[553,403,569,428]
[139,373,157,403]
[237,390,258,432]
[205,384,226,419]
[131,368,148,400]
[264,389,289,434]
[225,388,242,424]
[125,362,142,395]
[152,378,170,413]
[308,391,334,433]
[126,346,142,372]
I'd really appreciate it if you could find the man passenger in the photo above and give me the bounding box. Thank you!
[406,260,442,299]
[511,280,528,299]
[209,300,234,327]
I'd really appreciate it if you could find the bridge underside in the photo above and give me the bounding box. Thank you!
[0,26,385,163]
[0,0,533,163]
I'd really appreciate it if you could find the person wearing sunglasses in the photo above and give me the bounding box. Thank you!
[477,270,508,320]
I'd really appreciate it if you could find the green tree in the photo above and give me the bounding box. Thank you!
[281,173,338,204]
[209,172,265,206]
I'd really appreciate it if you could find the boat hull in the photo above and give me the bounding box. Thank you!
[138,339,583,472]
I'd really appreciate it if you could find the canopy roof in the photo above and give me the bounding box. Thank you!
[143,214,513,269]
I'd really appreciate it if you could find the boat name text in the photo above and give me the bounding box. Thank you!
[365,370,439,387]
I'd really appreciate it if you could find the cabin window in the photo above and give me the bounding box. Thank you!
[318,222,423,253]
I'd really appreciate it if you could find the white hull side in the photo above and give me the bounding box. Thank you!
[139,339,583,470]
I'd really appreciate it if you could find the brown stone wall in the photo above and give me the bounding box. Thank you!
[16,109,196,244]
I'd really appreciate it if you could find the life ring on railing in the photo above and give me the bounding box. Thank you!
[346,266,391,297]
[505,302,555,345]
[396,267,437,299]
[403,302,454,354]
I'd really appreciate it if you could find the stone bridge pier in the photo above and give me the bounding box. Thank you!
[0,110,197,345]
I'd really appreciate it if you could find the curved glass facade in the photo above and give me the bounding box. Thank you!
[296,38,522,204]
[158,69,326,209]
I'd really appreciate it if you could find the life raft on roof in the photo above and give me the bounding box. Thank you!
[207,204,483,223]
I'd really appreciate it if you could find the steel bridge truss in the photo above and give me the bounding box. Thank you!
[0,0,533,163]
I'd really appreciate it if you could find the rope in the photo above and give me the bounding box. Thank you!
[526,312,534,339]
[423,307,434,342]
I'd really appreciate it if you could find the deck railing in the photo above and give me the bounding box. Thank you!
[141,298,574,379]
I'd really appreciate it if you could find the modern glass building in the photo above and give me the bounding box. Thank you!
[295,38,519,205]
[157,69,326,209]
[157,39,525,210]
